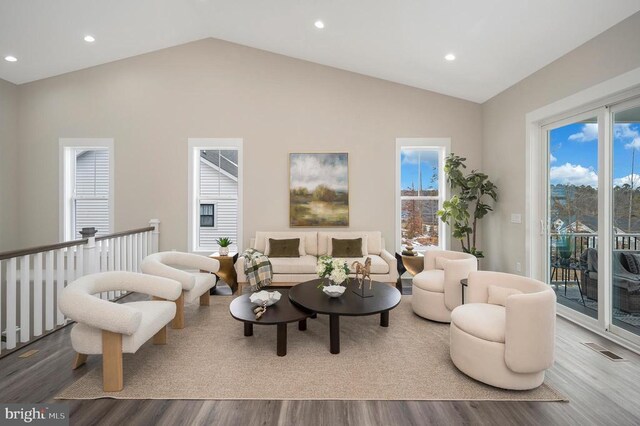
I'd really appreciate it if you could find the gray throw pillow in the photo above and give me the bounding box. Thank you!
[631,254,640,275]
[622,252,640,274]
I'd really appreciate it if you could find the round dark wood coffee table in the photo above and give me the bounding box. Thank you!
[229,289,311,356]
[289,279,402,354]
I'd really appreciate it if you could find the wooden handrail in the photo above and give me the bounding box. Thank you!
[0,226,156,260]
[0,239,88,261]
[96,226,155,241]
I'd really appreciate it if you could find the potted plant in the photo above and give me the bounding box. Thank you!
[437,154,498,259]
[216,237,232,256]
[557,233,574,266]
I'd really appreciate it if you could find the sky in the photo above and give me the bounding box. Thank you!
[549,121,640,187]
[290,153,348,191]
[400,149,439,191]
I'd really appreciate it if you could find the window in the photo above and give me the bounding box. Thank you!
[188,139,243,253]
[200,204,216,227]
[60,139,114,241]
[396,138,450,252]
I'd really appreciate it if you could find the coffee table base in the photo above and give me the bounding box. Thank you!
[380,310,389,327]
[328,311,391,354]
[243,320,307,357]
[330,315,340,354]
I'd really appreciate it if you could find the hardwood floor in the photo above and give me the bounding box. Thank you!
[2,284,640,426]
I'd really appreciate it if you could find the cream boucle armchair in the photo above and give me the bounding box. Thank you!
[141,251,220,328]
[59,271,182,392]
[450,271,556,390]
[411,250,478,322]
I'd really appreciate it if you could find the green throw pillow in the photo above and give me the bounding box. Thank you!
[268,238,300,258]
[331,238,363,257]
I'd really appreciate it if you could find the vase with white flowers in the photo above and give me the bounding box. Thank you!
[316,255,350,297]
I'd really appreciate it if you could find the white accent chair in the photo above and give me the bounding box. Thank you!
[411,250,477,322]
[58,271,182,392]
[141,251,220,329]
[450,271,556,390]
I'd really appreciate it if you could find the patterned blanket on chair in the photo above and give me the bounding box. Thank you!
[242,248,273,291]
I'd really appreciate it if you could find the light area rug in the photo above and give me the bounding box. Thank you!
[57,296,566,401]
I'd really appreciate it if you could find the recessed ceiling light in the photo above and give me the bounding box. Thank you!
[445,53,456,61]
[314,20,325,29]
[84,35,96,43]
[4,55,17,62]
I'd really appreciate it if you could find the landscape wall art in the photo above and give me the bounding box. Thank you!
[289,153,349,227]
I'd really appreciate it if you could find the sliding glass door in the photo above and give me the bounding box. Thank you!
[545,113,600,321]
[543,96,640,345]
[611,101,640,339]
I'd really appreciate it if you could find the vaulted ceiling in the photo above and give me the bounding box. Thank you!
[1,0,639,102]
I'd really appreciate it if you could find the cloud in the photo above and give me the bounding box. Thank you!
[290,154,348,191]
[401,150,438,165]
[550,153,557,163]
[614,174,640,187]
[568,123,598,142]
[550,162,598,187]
[615,123,640,139]
[624,137,640,150]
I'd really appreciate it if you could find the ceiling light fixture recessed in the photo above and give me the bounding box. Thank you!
[84,35,96,43]
[4,55,17,62]
[445,53,456,61]
[314,20,325,29]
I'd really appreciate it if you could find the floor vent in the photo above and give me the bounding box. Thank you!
[583,342,626,361]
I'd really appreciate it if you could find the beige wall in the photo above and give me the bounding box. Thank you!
[0,78,19,251]
[482,12,640,273]
[15,38,482,251]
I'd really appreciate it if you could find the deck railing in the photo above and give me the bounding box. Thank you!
[549,232,640,281]
[0,219,160,356]
[549,232,640,261]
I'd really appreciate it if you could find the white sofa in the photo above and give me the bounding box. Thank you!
[411,249,478,322]
[236,231,398,292]
[449,271,556,390]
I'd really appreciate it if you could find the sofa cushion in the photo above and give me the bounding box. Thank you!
[70,300,176,354]
[412,269,445,293]
[451,303,506,343]
[318,231,382,255]
[267,238,301,258]
[487,285,523,307]
[254,232,316,256]
[330,238,365,257]
[343,255,389,274]
[270,255,318,274]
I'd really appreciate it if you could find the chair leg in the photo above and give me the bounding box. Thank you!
[72,353,88,370]
[153,325,168,345]
[200,292,210,306]
[172,291,185,329]
[102,331,123,392]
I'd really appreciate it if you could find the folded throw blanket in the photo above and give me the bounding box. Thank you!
[242,248,273,292]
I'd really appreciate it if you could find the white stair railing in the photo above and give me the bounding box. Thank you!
[0,219,160,356]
